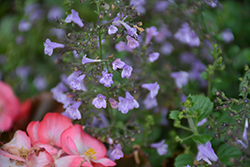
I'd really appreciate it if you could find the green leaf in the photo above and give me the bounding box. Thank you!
[188,95,213,122]
[174,154,193,167]
[217,144,242,166]
[201,71,208,80]
[169,110,180,120]
[191,134,213,144]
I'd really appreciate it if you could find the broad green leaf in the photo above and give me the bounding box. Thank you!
[217,144,242,166]
[191,134,213,144]
[188,95,213,122]
[169,110,180,120]
[174,154,193,167]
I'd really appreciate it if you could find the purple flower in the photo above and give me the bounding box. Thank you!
[204,0,218,8]
[49,28,66,39]
[130,0,146,14]
[148,52,160,62]
[141,82,160,98]
[243,118,248,143]
[68,71,87,91]
[18,19,31,32]
[115,41,133,52]
[47,6,64,22]
[112,59,125,70]
[170,71,189,89]
[151,140,168,155]
[73,50,79,58]
[119,20,138,37]
[121,64,133,79]
[110,144,124,160]
[145,26,159,45]
[109,98,119,109]
[113,13,124,26]
[197,118,207,126]
[100,70,113,87]
[82,54,101,65]
[196,142,218,165]
[44,38,65,56]
[155,24,172,42]
[65,9,84,28]
[118,92,139,114]
[33,75,47,91]
[235,139,247,149]
[92,94,107,109]
[63,101,82,120]
[174,23,200,47]
[108,25,118,35]
[25,3,44,22]
[155,1,169,11]
[126,35,139,49]
[143,93,158,109]
[160,42,174,56]
[15,35,25,45]
[16,66,31,80]
[221,29,234,43]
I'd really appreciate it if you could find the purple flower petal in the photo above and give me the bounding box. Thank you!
[65,9,84,28]
[92,94,107,109]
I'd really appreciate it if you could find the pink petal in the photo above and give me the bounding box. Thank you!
[55,155,92,167]
[61,125,107,160]
[61,135,79,155]
[0,150,23,167]
[92,158,116,166]
[27,121,40,144]
[26,149,54,167]
[33,142,59,155]
[1,150,26,163]
[38,113,73,147]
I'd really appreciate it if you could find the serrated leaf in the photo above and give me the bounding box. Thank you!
[174,154,193,167]
[188,95,213,122]
[191,134,213,144]
[217,144,242,166]
[169,110,180,120]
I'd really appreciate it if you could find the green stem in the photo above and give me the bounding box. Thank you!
[179,125,193,132]
[208,74,213,99]
[98,33,103,59]
[188,118,198,134]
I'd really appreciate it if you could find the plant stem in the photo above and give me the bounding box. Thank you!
[188,118,198,135]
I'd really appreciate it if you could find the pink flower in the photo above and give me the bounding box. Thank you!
[65,9,84,28]
[109,98,119,109]
[44,38,65,56]
[0,81,20,131]
[60,125,116,166]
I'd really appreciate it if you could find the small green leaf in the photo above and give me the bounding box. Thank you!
[191,134,213,144]
[174,154,193,167]
[169,110,180,120]
[217,144,242,166]
[188,95,213,122]
[201,71,208,80]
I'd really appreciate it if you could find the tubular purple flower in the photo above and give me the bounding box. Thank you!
[118,92,139,114]
[82,54,101,65]
[143,93,158,109]
[170,71,189,89]
[221,29,234,43]
[68,71,87,91]
[150,140,168,156]
[125,92,139,110]
[92,94,107,109]
[18,19,31,32]
[63,101,82,120]
[243,118,248,143]
[148,52,160,62]
[160,42,174,56]
[112,59,125,70]
[196,142,218,165]
[121,64,133,79]
[141,82,160,98]
[145,26,159,45]
[109,98,119,109]
[126,35,139,49]
[130,0,146,14]
[65,9,84,28]
[99,70,114,87]
[115,41,133,52]
[110,144,124,160]
[119,20,138,37]
[44,38,65,56]
[197,118,207,126]
[108,25,118,35]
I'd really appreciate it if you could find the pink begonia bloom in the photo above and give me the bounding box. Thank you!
[170,71,189,89]
[27,113,73,147]
[0,81,20,131]
[145,26,159,45]
[100,70,114,87]
[118,92,139,114]
[44,38,65,56]
[108,24,118,35]
[174,23,200,47]
[65,9,84,28]
[141,82,160,98]
[148,52,160,62]
[0,130,54,167]
[109,98,119,109]
[63,101,82,120]
[197,118,207,126]
[112,58,125,70]
[92,94,107,109]
[121,64,133,79]
[126,35,139,49]
[82,54,101,65]
[115,41,133,52]
[143,93,158,109]
[60,124,116,167]
[196,142,218,165]
[150,140,168,155]
[110,144,124,160]
[119,20,138,37]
